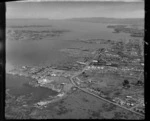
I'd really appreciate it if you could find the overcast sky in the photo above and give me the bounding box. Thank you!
[6,0,144,19]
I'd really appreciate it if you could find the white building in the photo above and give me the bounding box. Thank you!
[57,92,65,97]
[92,60,98,63]
[37,101,48,106]
[38,78,53,84]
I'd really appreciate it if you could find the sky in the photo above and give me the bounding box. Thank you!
[6,0,144,19]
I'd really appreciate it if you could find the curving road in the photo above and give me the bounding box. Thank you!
[69,64,144,117]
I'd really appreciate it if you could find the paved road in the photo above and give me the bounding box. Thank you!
[69,61,144,117]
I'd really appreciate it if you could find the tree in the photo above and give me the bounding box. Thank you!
[136,80,143,86]
[82,72,88,77]
[123,79,129,87]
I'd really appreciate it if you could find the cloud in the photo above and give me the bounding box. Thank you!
[17,0,144,2]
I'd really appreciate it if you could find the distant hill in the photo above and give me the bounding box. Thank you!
[6,18,51,26]
[6,17,144,26]
[67,17,144,25]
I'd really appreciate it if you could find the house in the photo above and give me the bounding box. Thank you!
[51,73,56,76]
[120,100,125,105]
[22,66,26,69]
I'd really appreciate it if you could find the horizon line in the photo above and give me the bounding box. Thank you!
[15,0,144,2]
[6,17,144,20]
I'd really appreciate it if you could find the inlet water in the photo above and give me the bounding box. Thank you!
[6,74,58,104]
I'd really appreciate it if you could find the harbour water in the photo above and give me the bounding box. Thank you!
[6,19,132,72]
